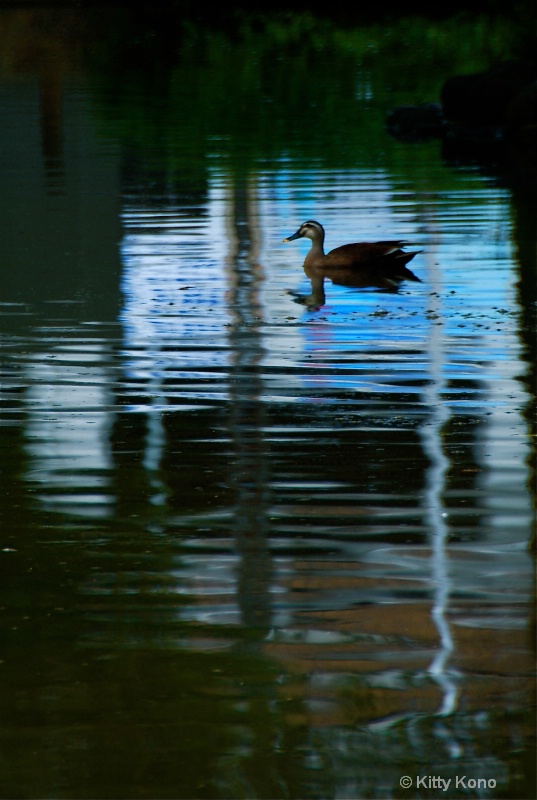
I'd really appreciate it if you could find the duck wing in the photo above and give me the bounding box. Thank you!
[323,241,422,283]
[324,241,413,266]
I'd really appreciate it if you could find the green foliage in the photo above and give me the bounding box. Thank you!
[87,11,524,177]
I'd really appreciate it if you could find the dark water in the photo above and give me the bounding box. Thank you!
[0,6,535,799]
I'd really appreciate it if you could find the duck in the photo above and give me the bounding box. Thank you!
[283,220,422,298]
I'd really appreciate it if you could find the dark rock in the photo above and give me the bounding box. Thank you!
[441,123,507,170]
[384,61,537,188]
[441,60,537,125]
[505,81,537,187]
[505,80,537,139]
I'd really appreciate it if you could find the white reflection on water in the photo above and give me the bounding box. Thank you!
[119,180,232,413]
[419,250,458,718]
[23,343,115,518]
[143,375,170,509]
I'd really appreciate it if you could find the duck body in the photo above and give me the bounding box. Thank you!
[283,220,422,290]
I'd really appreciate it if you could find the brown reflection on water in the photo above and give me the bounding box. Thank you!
[0,6,83,180]
[264,547,534,711]
[0,9,122,322]
[289,257,424,309]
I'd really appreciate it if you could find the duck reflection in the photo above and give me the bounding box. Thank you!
[284,220,422,307]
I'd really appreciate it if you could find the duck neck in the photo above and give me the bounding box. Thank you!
[304,236,325,267]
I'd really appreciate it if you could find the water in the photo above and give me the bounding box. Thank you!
[0,6,535,799]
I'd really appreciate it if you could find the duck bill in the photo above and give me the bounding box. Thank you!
[283,229,302,242]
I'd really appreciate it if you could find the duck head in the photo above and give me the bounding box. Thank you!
[283,220,325,243]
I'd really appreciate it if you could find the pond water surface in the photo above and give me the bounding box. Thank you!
[0,6,535,799]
